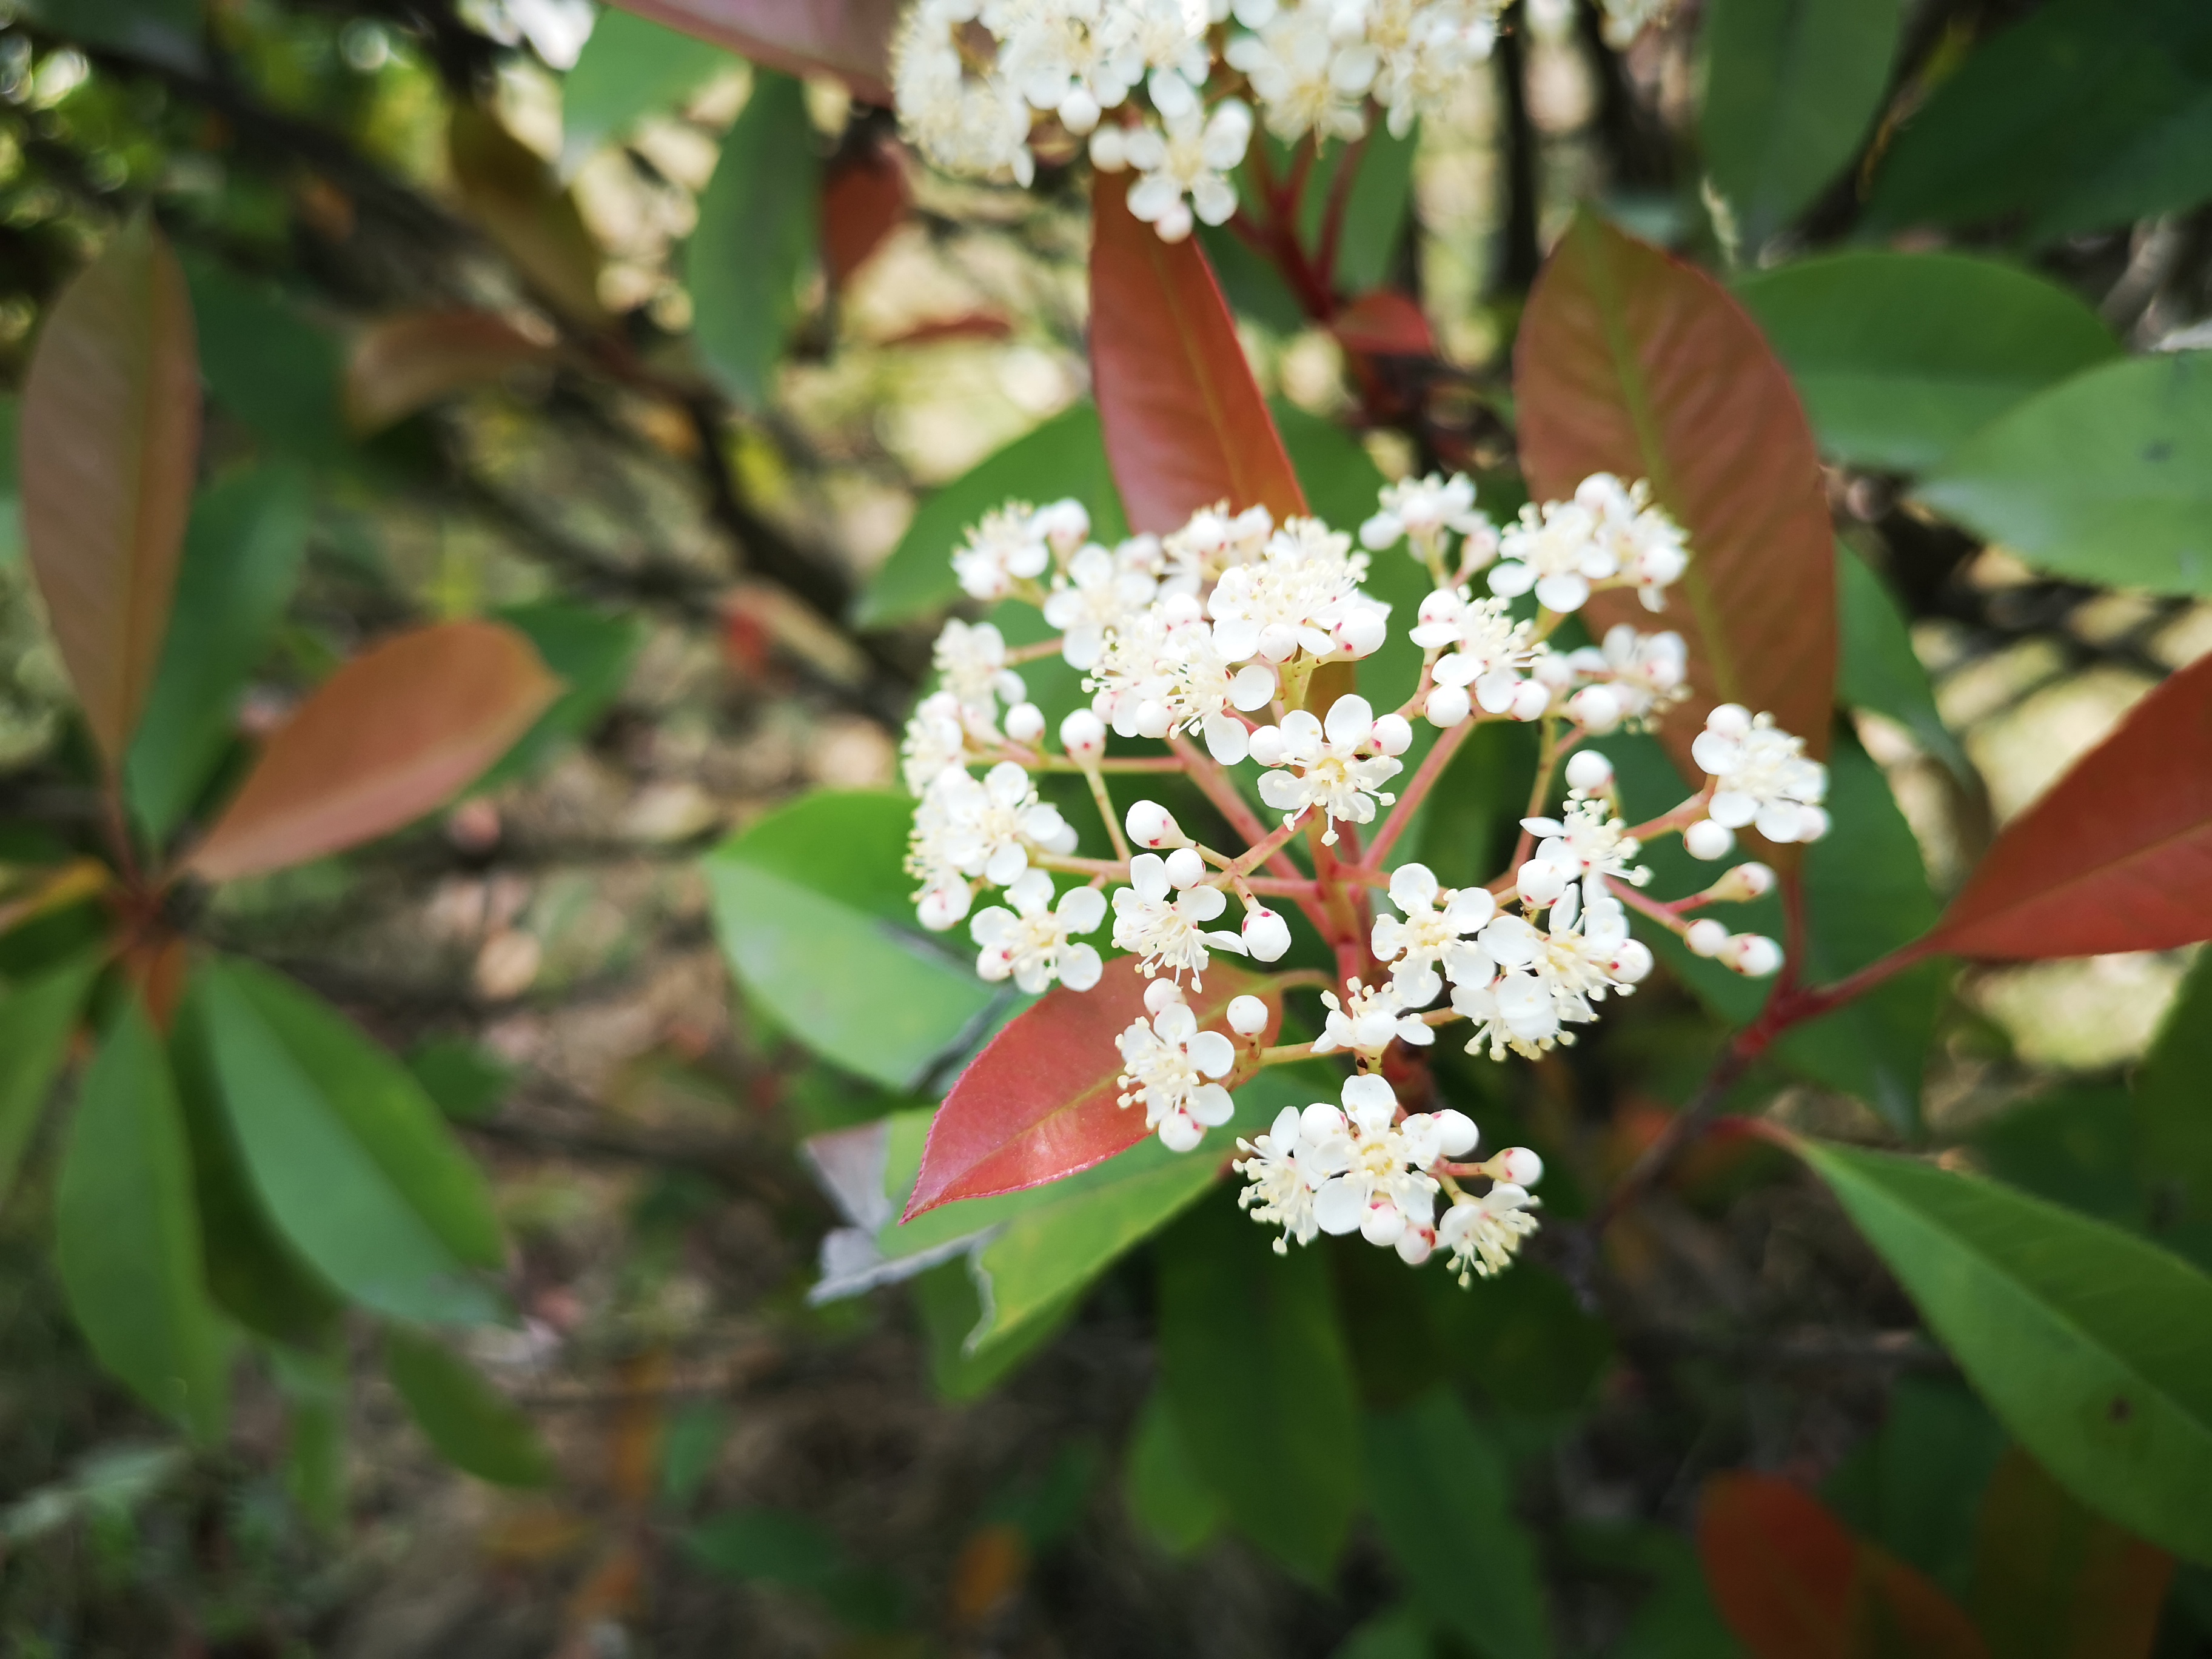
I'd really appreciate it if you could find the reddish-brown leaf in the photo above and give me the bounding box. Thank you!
[449,106,608,328]
[823,141,909,288]
[1516,212,1836,776]
[21,215,199,769]
[602,0,900,102]
[1090,172,1305,533]
[184,622,559,883]
[346,310,553,435]
[903,954,1280,1221]
[1700,1473,1989,1659]
[1929,654,2212,959]
[1332,290,1436,358]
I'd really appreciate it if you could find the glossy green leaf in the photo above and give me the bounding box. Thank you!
[1799,1139,2212,1564]
[2134,951,2212,1241]
[1366,1390,1550,1658]
[1157,1191,1361,1582]
[181,255,352,468]
[560,7,735,174]
[1735,253,2117,473]
[703,791,996,1093]
[1835,543,1969,780]
[1863,0,2212,244]
[856,404,1130,627]
[126,463,314,839]
[1700,0,1905,247]
[1919,354,2212,593]
[475,598,642,789]
[384,1327,552,1487]
[55,998,226,1442]
[689,69,819,411]
[0,950,101,1211]
[1974,1087,2147,1233]
[196,959,505,1325]
[1331,122,1420,297]
[1123,1384,1224,1556]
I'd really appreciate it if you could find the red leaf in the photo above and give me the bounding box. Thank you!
[21,215,199,769]
[1332,290,1435,358]
[1515,212,1836,776]
[184,622,560,883]
[1928,653,2212,959]
[1700,1473,1988,1659]
[345,310,552,434]
[879,312,1016,349]
[902,954,1281,1221]
[1089,172,1305,533]
[602,0,901,103]
[823,141,909,288]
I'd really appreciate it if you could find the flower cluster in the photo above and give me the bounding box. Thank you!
[897,465,1824,1282]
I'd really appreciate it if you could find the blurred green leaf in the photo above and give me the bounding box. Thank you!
[703,791,996,1093]
[1332,1604,1437,1659]
[1736,253,2117,473]
[1700,0,1905,247]
[196,958,506,1325]
[405,1037,517,1125]
[2135,951,2212,1249]
[659,1399,731,1509]
[1835,543,1969,780]
[1975,1087,2147,1232]
[1366,1391,1550,1658]
[1157,1191,1361,1582]
[0,1441,189,1545]
[1825,1375,2008,1598]
[270,1343,348,1532]
[1800,1139,2212,1565]
[181,255,353,468]
[1863,0,2212,244]
[126,463,314,840]
[1123,1384,1224,1556]
[1916,354,2212,595]
[911,1256,1074,1401]
[0,948,101,1212]
[1571,1524,1745,1659]
[476,598,642,789]
[384,1327,552,1487]
[1971,1444,2174,1659]
[0,396,21,567]
[1198,221,1307,333]
[857,404,1129,628]
[1334,122,1419,296]
[690,69,819,411]
[55,997,227,1443]
[560,8,736,175]
[685,1507,907,1630]
[24,0,201,62]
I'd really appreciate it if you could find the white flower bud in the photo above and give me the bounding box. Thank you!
[1795,805,1832,842]
[1089,126,1129,172]
[1685,918,1729,957]
[1706,702,1752,738]
[1727,933,1783,977]
[1433,1108,1478,1157]
[1004,701,1045,745]
[1425,683,1472,728]
[1396,1225,1435,1265]
[1131,699,1173,739]
[1564,749,1614,793]
[1684,819,1735,861]
[1242,904,1292,962]
[1162,846,1207,889]
[1126,799,1186,848]
[1517,859,1567,907]
[1509,680,1552,722]
[1568,685,1622,734]
[1144,977,1186,1014]
[1371,713,1413,757]
[1334,606,1388,658]
[1492,1146,1543,1187]
[1061,707,1106,762]
[917,884,970,933]
[1707,860,1775,903]
[1058,85,1101,135]
[1227,994,1270,1036]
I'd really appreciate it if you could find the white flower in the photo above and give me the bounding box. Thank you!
[952,503,1053,602]
[1596,0,1674,49]
[1438,1183,1540,1283]
[935,761,1075,887]
[1161,500,1275,595]
[1410,588,1537,719]
[1208,517,1389,665]
[970,868,1107,993]
[932,617,1027,720]
[1111,850,1246,985]
[1043,540,1159,670]
[1086,595,1277,761]
[1236,1101,1329,1252]
[892,0,1037,185]
[1452,883,1650,1059]
[1116,989,1238,1151]
[1360,471,1490,568]
[1560,625,1688,728]
[1689,703,1831,845]
[1311,975,1433,1059]
[1370,862,1498,1008]
[988,0,1131,127]
[899,691,971,794]
[1519,796,1647,888]
[1252,694,1402,844]
[1492,494,1618,614]
[1124,99,1253,241]
[1305,1073,1446,1252]
[1099,0,1214,115]
[1575,474,1689,612]
[1364,0,1503,138]
[1225,2,1372,143]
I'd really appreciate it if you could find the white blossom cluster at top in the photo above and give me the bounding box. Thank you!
[897,468,1828,1281]
[890,0,1669,241]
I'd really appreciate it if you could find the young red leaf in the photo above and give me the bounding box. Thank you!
[184,621,559,883]
[1332,290,1436,358]
[903,954,1280,1221]
[21,215,199,769]
[600,0,900,101]
[1089,172,1306,533]
[1928,654,2212,959]
[345,310,552,435]
[1516,211,1836,776]
[823,141,909,289]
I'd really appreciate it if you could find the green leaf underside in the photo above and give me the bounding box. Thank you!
[384,1327,552,1487]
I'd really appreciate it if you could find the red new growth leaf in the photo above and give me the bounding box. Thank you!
[1090,172,1306,533]
[603,0,900,102]
[1332,290,1436,358]
[823,141,909,289]
[21,215,199,770]
[1700,1473,1988,1659]
[346,310,553,435]
[185,622,559,883]
[903,955,1280,1221]
[1929,653,2212,959]
[1516,212,1836,777]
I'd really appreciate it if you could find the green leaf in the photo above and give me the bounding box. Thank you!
[1735,253,2118,473]
[55,998,226,1442]
[1798,1139,2212,1565]
[1700,0,1906,247]
[685,1507,907,1630]
[560,8,735,175]
[1335,122,1420,297]
[689,69,819,411]
[2134,951,2212,1239]
[1364,1390,1551,1659]
[270,1343,348,1532]
[1580,1524,1746,1659]
[406,1037,516,1125]
[703,791,997,1093]
[0,949,101,1212]
[856,404,1129,628]
[126,463,314,840]
[1123,1384,1225,1556]
[911,1256,1074,1402]
[24,0,199,58]
[1835,543,1969,780]
[384,1327,552,1487]
[1157,1190,1361,1582]
[196,959,505,1325]
[1862,0,2212,244]
[1974,1087,2148,1232]
[1823,1375,2008,1597]
[659,1399,731,1509]
[0,395,22,566]
[476,598,642,789]
[1916,353,2212,595]
[1333,1605,1438,1659]
[181,255,352,468]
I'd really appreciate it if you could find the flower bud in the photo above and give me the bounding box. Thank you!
[1126,800,1186,848]
[1726,933,1783,977]
[1509,679,1552,722]
[1425,683,1472,728]
[1162,846,1207,889]
[1004,701,1045,745]
[1706,702,1752,738]
[1684,818,1735,860]
[1371,713,1413,757]
[1685,918,1729,957]
[1227,994,1271,1036]
[1144,977,1186,1014]
[1131,699,1173,739]
[1034,497,1091,552]
[1492,1146,1543,1187]
[1396,1224,1435,1265]
[1088,125,1129,171]
[1334,606,1388,658]
[917,884,971,933]
[1608,937,1654,984]
[1795,805,1832,842]
[1517,859,1567,907]
[1706,860,1775,903]
[1058,85,1101,135]
[1060,707,1107,762]
[1567,685,1622,734]
[1242,904,1292,962]
[1564,749,1614,793]
[1433,1108,1478,1158]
